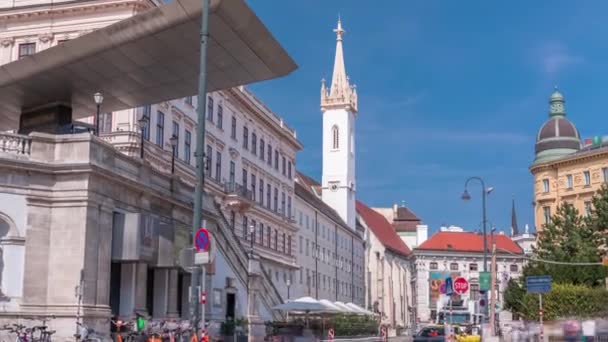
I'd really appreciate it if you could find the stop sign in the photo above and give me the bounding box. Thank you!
[453,277,469,294]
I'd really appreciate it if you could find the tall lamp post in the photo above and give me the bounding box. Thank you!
[249,224,256,258]
[286,278,291,300]
[93,92,103,136]
[461,176,492,325]
[138,115,148,159]
[170,135,178,174]
[190,0,210,337]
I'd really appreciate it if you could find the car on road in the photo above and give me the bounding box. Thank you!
[414,326,445,342]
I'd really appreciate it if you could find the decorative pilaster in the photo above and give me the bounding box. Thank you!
[167,269,179,318]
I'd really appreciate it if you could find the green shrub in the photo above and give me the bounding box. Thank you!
[513,283,608,320]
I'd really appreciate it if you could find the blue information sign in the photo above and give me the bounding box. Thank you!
[445,277,454,296]
[526,275,552,293]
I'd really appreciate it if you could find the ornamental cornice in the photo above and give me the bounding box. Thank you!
[0,1,151,21]
[38,33,53,43]
[0,38,14,47]
[531,148,608,173]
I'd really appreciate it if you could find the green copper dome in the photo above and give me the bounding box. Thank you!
[534,87,580,164]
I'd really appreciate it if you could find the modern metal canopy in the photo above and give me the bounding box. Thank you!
[0,0,297,130]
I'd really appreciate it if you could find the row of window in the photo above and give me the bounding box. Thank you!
[234,214,293,256]
[16,40,70,60]
[202,143,293,217]
[217,100,294,181]
[142,108,194,165]
[144,100,296,182]
[429,261,519,272]
[542,200,593,225]
[300,268,361,297]
[542,168,608,193]
[298,210,357,252]
[266,268,293,285]
[298,236,356,272]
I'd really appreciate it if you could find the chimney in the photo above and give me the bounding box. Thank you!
[416,224,428,247]
[393,203,398,216]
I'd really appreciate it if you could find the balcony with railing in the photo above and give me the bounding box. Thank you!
[223,181,254,211]
[0,132,32,159]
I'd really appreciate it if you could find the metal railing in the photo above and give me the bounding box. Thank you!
[223,182,254,201]
[0,132,31,156]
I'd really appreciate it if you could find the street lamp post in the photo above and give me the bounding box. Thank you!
[170,135,178,174]
[138,115,148,159]
[249,224,255,258]
[461,177,491,271]
[461,176,492,327]
[93,92,103,136]
[286,278,291,300]
[190,0,210,337]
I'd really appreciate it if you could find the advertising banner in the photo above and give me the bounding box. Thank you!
[429,272,460,308]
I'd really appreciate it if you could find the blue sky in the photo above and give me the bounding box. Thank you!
[246,0,607,234]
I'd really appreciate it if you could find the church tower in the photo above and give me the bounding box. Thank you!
[321,18,358,229]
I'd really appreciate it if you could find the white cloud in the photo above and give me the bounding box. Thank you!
[536,41,583,77]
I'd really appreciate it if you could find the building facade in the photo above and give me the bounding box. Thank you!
[292,172,365,305]
[0,0,298,340]
[414,231,526,323]
[373,203,429,249]
[531,88,608,231]
[357,201,414,337]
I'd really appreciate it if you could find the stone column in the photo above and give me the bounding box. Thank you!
[134,263,148,315]
[97,200,115,306]
[152,269,168,318]
[181,274,191,320]
[167,269,179,318]
[119,263,137,318]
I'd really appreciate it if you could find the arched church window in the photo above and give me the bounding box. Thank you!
[332,125,339,149]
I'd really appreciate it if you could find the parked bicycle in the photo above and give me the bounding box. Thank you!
[74,322,103,342]
[1,316,56,342]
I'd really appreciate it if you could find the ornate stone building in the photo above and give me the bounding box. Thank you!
[531,88,608,231]
[0,0,297,340]
[413,230,526,323]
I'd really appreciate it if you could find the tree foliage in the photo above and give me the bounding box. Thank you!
[504,186,608,319]
[524,201,607,286]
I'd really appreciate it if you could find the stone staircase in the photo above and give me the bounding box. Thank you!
[202,192,285,321]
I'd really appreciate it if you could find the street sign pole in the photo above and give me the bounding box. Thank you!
[539,294,544,341]
[192,0,210,339]
[201,266,206,338]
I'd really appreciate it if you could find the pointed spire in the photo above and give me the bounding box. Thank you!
[330,17,348,97]
[321,16,358,113]
[511,196,519,236]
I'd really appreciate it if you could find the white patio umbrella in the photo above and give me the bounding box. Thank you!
[273,296,340,327]
[334,301,357,313]
[272,296,330,312]
[319,299,346,313]
[346,302,375,316]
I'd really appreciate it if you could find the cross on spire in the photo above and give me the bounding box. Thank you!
[321,16,358,113]
[334,17,345,41]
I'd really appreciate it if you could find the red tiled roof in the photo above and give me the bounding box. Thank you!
[395,207,420,222]
[393,221,418,233]
[356,201,412,257]
[295,171,322,195]
[416,231,523,254]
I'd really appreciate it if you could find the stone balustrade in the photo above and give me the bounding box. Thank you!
[0,132,31,157]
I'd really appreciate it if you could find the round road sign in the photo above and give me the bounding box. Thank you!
[195,228,210,252]
[453,277,469,294]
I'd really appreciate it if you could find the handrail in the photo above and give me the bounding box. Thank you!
[0,132,31,156]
